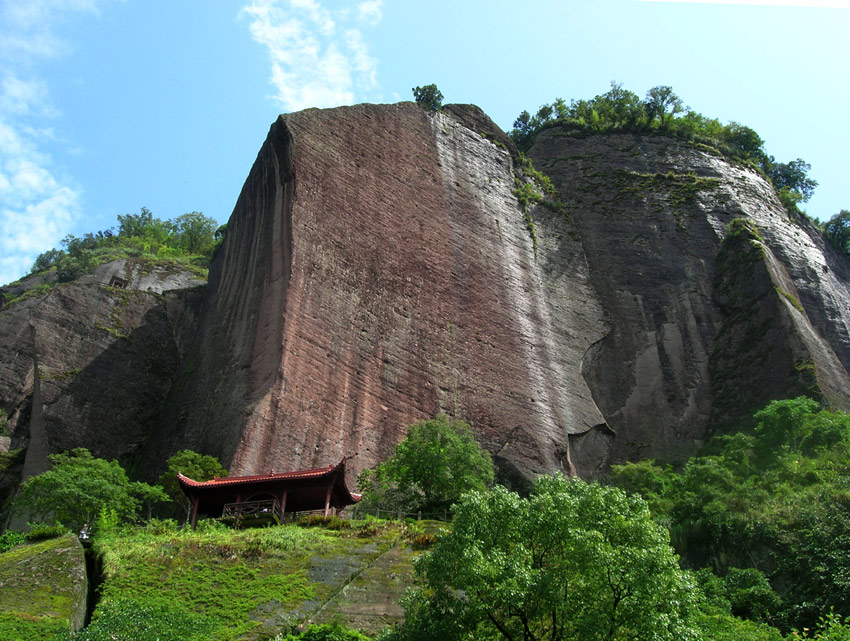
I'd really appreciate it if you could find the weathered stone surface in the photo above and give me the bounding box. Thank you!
[0,534,88,632]
[150,102,606,483]
[2,105,850,486]
[0,261,205,480]
[529,131,850,467]
[312,539,419,634]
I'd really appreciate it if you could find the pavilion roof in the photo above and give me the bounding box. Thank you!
[176,458,361,502]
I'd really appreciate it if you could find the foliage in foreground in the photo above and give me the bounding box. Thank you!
[277,622,372,641]
[612,397,850,631]
[0,611,70,641]
[13,448,168,531]
[69,600,217,641]
[157,449,228,520]
[80,519,398,641]
[385,475,699,641]
[357,414,494,514]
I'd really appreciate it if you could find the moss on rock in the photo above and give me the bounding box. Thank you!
[0,533,87,637]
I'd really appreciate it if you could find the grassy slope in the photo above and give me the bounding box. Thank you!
[85,520,421,641]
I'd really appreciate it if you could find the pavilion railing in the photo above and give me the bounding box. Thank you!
[222,499,282,522]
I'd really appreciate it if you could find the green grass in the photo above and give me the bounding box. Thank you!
[0,611,70,641]
[89,521,403,641]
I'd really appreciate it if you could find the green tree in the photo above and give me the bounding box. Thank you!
[595,81,644,129]
[13,448,167,531]
[412,84,443,112]
[645,85,684,126]
[158,449,228,518]
[822,210,850,257]
[357,415,493,514]
[172,211,218,254]
[768,158,818,203]
[720,122,767,164]
[30,248,64,274]
[388,475,699,641]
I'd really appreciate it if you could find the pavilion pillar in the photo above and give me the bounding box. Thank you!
[280,489,288,522]
[190,496,200,530]
[323,482,332,517]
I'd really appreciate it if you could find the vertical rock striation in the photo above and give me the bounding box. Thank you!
[3,104,850,488]
[529,131,850,468]
[156,103,607,483]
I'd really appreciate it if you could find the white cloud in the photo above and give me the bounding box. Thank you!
[357,0,382,25]
[635,0,850,6]
[240,0,382,113]
[0,0,106,285]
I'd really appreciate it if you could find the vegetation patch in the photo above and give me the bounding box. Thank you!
[0,611,70,641]
[88,521,403,640]
[614,170,720,227]
[612,397,850,633]
[2,282,54,308]
[775,286,804,313]
[512,153,566,252]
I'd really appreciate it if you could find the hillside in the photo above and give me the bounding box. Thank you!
[0,521,424,641]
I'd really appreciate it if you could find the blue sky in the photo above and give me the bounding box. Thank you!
[1,0,848,286]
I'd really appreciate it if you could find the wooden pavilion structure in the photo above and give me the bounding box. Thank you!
[177,458,360,529]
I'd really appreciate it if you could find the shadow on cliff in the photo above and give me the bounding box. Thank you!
[33,287,206,477]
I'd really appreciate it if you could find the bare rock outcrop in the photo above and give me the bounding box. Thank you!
[148,103,606,484]
[2,104,850,489]
[529,131,850,469]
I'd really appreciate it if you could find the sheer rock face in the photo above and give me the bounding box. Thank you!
[529,131,850,470]
[3,104,850,487]
[156,103,606,483]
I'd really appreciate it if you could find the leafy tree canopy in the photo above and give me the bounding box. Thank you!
[822,210,850,258]
[508,82,817,213]
[412,84,443,112]
[28,207,220,281]
[158,449,228,513]
[13,448,167,531]
[386,475,699,641]
[357,414,494,514]
[611,397,850,631]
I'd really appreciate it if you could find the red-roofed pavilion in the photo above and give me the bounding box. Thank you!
[177,458,360,529]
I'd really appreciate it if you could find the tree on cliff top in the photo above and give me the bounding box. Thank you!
[357,414,494,514]
[412,84,443,112]
[386,475,698,641]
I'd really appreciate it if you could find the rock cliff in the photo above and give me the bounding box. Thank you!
[147,102,605,484]
[528,131,850,472]
[2,103,849,490]
[0,259,204,481]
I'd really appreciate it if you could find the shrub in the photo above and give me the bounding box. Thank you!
[277,622,371,641]
[296,514,350,530]
[25,522,70,541]
[0,530,26,553]
[412,84,443,112]
[357,414,494,514]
